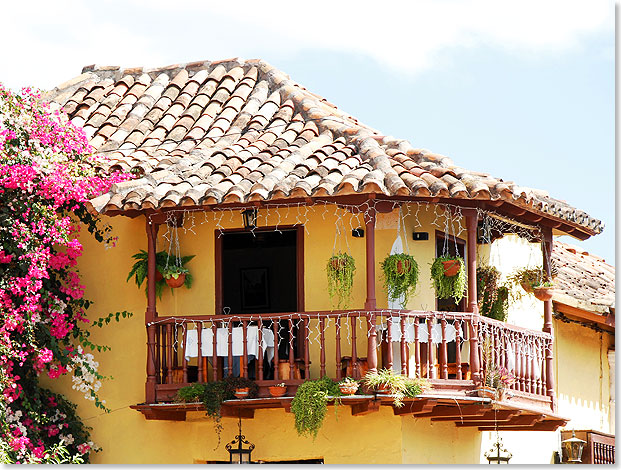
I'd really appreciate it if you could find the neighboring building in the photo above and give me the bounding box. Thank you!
[43,59,613,464]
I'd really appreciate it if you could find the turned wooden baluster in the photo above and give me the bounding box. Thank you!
[335,316,342,380]
[455,320,462,380]
[536,339,544,395]
[320,318,326,377]
[427,319,436,379]
[258,319,264,381]
[414,319,421,378]
[350,316,357,378]
[197,322,203,383]
[155,326,161,384]
[289,319,295,380]
[304,318,310,380]
[182,326,188,383]
[440,318,448,379]
[242,320,248,379]
[166,323,173,384]
[518,339,526,392]
[529,342,536,393]
[227,321,233,378]
[212,322,218,382]
[400,317,407,375]
[273,320,280,381]
[386,316,394,371]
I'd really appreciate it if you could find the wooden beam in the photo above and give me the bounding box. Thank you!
[415,404,490,419]
[351,400,380,416]
[479,419,566,432]
[439,409,519,424]
[220,405,255,419]
[456,414,541,428]
[554,302,613,330]
[393,399,438,416]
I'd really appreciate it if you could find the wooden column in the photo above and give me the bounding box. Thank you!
[145,217,159,403]
[465,210,481,384]
[542,226,556,406]
[364,206,378,374]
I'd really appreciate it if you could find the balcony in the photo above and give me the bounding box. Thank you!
[131,308,567,431]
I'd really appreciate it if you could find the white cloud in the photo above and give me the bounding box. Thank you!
[0,0,613,90]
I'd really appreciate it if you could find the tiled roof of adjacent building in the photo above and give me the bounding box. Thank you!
[552,241,615,314]
[44,58,602,236]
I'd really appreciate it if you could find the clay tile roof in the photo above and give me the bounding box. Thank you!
[552,241,615,314]
[44,59,603,236]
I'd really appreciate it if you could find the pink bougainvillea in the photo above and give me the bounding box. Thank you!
[0,85,131,463]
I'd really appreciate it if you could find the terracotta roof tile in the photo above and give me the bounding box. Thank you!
[43,59,603,236]
[552,241,615,314]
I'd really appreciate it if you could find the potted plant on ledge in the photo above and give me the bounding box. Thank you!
[361,369,429,408]
[268,383,287,397]
[381,253,419,308]
[326,252,356,309]
[338,377,359,395]
[430,255,466,303]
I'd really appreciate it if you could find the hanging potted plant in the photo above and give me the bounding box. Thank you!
[162,265,191,288]
[381,253,419,309]
[532,281,555,301]
[430,256,466,303]
[508,267,547,294]
[477,265,510,321]
[326,252,356,309]
[127,250,195,297]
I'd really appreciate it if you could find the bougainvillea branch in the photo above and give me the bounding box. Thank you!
[0,85,132,463]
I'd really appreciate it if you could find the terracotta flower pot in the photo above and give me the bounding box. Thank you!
[330,258,346,271]
[533,286,554,301]
[442,260,460,277]
[520,281,534,293]
[396,259,412,275]
[268,386,287,398]
[234,388,250,399]
[476,386,496,399]
[165,273,186,288]
[155,270,164,282]
[375,384,391,395]
[339,384,358,396]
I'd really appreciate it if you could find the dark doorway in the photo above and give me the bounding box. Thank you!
[221,230,297,315]
[219,229,302,379]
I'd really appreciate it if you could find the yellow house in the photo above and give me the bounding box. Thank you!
[43,58,614,464]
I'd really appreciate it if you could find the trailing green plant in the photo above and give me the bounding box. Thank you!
[326,252,356,309]
[176,376,258,449]
[381,253,419,308]
[339,377,358,386]
[126,250,194,298]
[430,256,467,303]
[361,369,429,408]
[477,265,509,321]
[290,376,342,439]
[488,286,509,321]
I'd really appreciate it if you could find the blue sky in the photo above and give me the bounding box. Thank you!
[0,0,615,264]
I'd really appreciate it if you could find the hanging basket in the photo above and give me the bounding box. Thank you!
[166,273,186,289]
[520,281,534,293]
[330,257,347,271]
[442,260,461,277]
[533,285,554,301]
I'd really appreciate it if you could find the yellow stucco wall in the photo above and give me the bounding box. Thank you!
[43,205,612,464]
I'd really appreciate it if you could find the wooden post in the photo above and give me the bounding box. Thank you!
[542,226,556,406]
[145,217,159,403]
[335,316,342,380]
[465,209,481,384]
[364,206,378,374]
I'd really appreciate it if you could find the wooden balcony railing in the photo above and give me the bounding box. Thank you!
[145,309,554,407]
